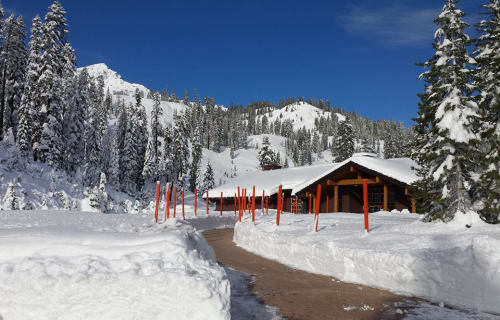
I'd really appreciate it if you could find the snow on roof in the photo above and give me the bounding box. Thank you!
[205,164,335,198]
[291,154,418,195]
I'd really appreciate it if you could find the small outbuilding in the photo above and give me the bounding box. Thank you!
[205,153,418,214]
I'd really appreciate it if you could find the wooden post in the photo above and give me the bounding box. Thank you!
[237,187,242,222]
[276,185,282,226]
[206,190,209,215]
[314,184,321,232]
[182,189,185,220]
[383,184,388,211]
[165,183,170,220]
[154,181,161,223]
[220,192,223,216]
[411,198,416,214]
[294,196,298,214]
[334,185,338,213]
[308,194,312,214]
[363,179,369,232]
[194,189,198,216]
[252,186,256,223]
[173,186,177,218]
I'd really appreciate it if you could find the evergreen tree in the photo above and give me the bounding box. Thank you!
[150,92,162,164]
[473,0,500,223]
[1,15,27,139]
[412,0,479,223]
[141,135,156,181]
[107,132,120,187]
[258,136,277,168]
[17,15,43,154]
[331,119,354,162]
[189,125,202,191]
[83,80,102,186]
[201,161,216,192]
[183,88,189,105]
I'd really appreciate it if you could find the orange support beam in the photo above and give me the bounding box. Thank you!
[276,185,282,226]
[154,181,160,223]
[173,186,177,218]
[363,179,369,232]
[252,186,255,223]
[314,184,321,232]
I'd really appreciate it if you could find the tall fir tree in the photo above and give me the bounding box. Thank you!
[412,0,479,223]
[83,80,102,186]
[473,0,500,223]
[150,92,163,164]
[331,118,354,162]
[201,161,215,193]
[189,125,202,192]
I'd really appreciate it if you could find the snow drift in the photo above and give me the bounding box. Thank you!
[234,212,500,315]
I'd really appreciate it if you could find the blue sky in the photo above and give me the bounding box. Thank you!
[8,0,482,126]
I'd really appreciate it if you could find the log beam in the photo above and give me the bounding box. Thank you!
[328,178,379,186]
[334,185,339,212]
[411,198,416,214]
[383,184,388,211]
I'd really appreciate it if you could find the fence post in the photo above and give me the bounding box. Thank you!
[173,186,177,218]
[252,186,256,223]
[194,189,198,216]
[363,179,369,232]
[276,185,283,226]
[165,183,170,220]
[154,181,160,223]
[314,184,321,232]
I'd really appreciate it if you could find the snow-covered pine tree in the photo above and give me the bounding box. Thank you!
[96,75,107,139]
[2,182,19,210]
[171,112,189,187]
[1,15,27,140]
[121,103,139,193]
[107,132,120,187]
[17,15,43,154]
[141,135,156,182]
[473,0,500,223]
[201,161,216,193]
[105,88,112,114]
[99,126,114,179]
[150,92,163,164]
[160,124,173,182]
[189,125,202,192]
[312,130,321,158]
[183,88,189,105]
[331,118,354,162]
[258,136,277,168]
[83,80,102,186]
[37,1,70,168]
[412,0,479,223]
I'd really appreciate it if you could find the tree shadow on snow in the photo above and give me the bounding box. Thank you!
[224,266,284,320]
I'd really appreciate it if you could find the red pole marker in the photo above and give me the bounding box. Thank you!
[326,195,329,214]
[237,187,242,222]
[252,186,256,223]
[309,194,312,214]
[194,189,198,217]
[173,186,177,218]
[262,190,265,214]
[165,184,170,220]
[234,193,237,215]
[314,184,321,232]
[220,192,223,216]
[363,179,369,232]
[182,189,185,220]
[276,185,283,226]
[154,181,160,223]
[206,190,209,215]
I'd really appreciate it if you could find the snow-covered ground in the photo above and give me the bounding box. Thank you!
[234,211,500,316]
[0,210,233,320]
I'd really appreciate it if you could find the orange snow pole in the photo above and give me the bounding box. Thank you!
[262,190,265,214]
[165,184,170,220]
[252,186,256,223]
[363,179,369,232]
[220,192,223,216]
[266,196,269,215]
[154,181,161,223]
[181,189,185,220]
[173,186,177,218]
[206,190,209,215]
[308,194,312,214]
[194,189,198,217]
[234,193,237,215]
[276,185,283,226]
[237,187,242,222]
[326,195,329,214]
[314,184,321,232]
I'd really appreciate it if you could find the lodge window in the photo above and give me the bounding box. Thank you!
[367,186,395,212]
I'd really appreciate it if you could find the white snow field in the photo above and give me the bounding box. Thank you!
[234,211,500,316]
[0,211,233,320]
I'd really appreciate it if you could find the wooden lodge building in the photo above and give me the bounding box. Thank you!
[205,153,419,214]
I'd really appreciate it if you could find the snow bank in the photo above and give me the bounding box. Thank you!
[234,212,500,315]
[0,211,230,320]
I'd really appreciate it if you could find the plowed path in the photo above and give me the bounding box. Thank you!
[203,228,415,320]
